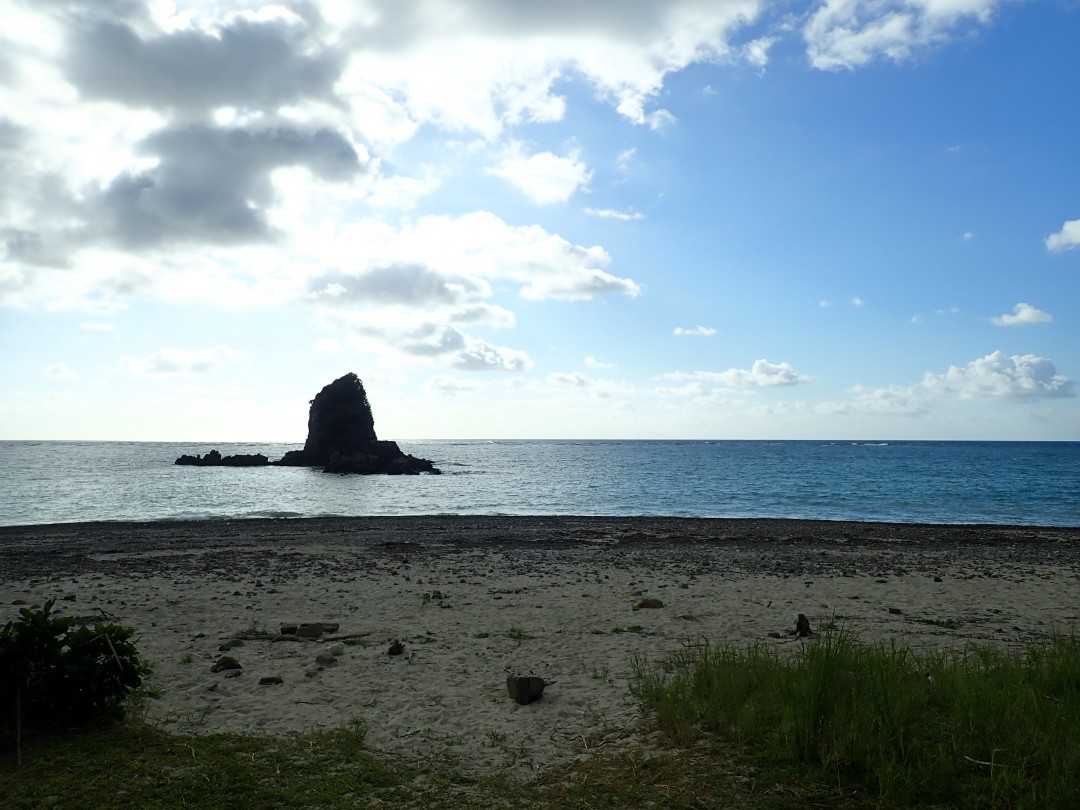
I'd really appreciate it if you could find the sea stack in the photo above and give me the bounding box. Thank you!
[176,373,439,475]
[277,373,438,475]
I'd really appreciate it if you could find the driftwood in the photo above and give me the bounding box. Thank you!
[232,632,372,643]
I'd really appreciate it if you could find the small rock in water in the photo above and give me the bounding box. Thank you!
[280,624,298,635]
[637,598,664,609]
[259,676,283,686]
[224,670,242,679]
[219,639,244,651]
[388,640,405,656]
[296,623,324,638]
[328,641,346,656]
[506,674,546,705]
[888,607,903,615]
[315,652,336,666]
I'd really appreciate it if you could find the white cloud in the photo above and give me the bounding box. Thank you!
[820,384,928,416]
[43,362,79,380]
[923,350,1074,400]
[991,302,1052,327]
[805,0,1002,70]
[120,345,243,377]
[585,356,615,369]
[79,321,115,332]
[852,296,865,307]
[319,212,641,303]
[424,375,482,396]
[486,143,592,204]
[665,359,812,388]
[330,1,768,139]
[962,231,975,241]
[1046,219,1080,253]
[548,371,593,387]
[673,325,718,337]
[584,207,645,221]
[364,166,445,210]
[545,371,627,399]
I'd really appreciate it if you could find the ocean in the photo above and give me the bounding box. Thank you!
[1,440,1077,528]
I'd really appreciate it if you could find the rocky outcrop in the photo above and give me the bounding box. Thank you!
[175,451,269,467]
[175,373,439,475]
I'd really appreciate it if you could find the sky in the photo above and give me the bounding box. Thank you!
[1,0,1079,442]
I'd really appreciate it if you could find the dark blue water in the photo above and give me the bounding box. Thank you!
[0,440,1077,527]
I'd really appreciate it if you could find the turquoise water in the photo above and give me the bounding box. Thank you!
[0,440,1077,527]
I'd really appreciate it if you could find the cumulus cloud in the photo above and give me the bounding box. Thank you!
[822,384,928,416]
[1046,219,1080,253]
[339,0,768,136]
[99,123,364,249]
[673,325,717,337]
[341,212,639,303]
[991,302,1052,327]
[60,11,343,117]
[486,143,592,204]
[585,356,615,369]
[805,0,1002,70]
[320,309,531,372]
[923,351,1074,400]
[120,345,243,377]
[310,264,490,307]
[664,360,812,388]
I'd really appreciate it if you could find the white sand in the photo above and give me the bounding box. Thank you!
[3,518,1079,778]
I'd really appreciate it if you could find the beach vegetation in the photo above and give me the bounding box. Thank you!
[506,626,530,641]
[1,600,150,764]
[631,630,1080,808]
[7,629,1080,807]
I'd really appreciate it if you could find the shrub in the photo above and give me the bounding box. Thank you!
[1,599,151,759]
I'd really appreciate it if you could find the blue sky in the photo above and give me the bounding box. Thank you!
[1,0,1078,441]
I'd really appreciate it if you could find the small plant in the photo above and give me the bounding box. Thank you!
[589,664,611,680]
[181,652,195,664]
[1,600,150,763]
[473,631,490,639]
[485,729,507,746]
[507,627,529,641]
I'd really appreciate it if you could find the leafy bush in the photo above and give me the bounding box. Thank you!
[1,600,151,746]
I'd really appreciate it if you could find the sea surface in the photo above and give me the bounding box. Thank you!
[0,440,1078,528]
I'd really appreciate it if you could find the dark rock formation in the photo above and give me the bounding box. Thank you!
[175,451,269,467]
[506,674,546,705]
[274,373,438,474]
[175,372,439,475]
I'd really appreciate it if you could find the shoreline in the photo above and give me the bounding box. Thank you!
[4,516,1080,777]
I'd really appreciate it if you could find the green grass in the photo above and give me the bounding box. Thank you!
[631,631,1080,808]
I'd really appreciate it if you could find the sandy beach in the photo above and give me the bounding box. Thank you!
[2,516,1079,778]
